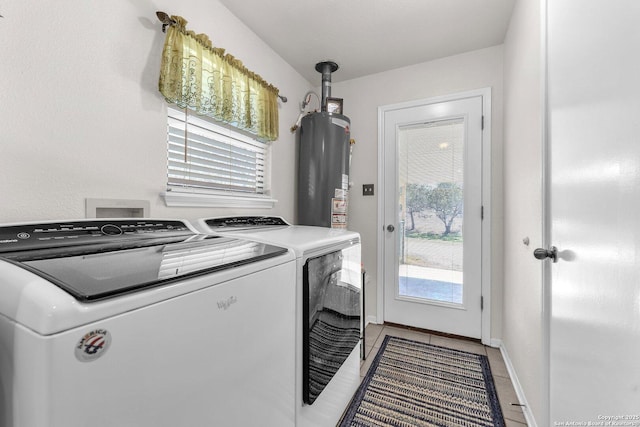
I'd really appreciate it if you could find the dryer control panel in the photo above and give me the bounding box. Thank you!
[205,216,289,229]
[0,220,193,253]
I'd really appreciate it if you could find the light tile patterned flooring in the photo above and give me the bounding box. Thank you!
[361,324,528,426]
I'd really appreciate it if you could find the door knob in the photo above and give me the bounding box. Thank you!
[533,246,558,263]
[386,224,395,232]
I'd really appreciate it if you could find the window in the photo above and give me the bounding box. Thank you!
[162,107,276,208]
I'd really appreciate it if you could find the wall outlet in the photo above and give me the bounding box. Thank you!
[363,184,374,196]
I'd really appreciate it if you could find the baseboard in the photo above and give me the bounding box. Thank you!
[494,339,537,427]
[364,315,377,327]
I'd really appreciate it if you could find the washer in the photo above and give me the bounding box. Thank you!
[0,219,296,427]
[195,216,362,427]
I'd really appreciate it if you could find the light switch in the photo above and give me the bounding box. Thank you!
[363,184,374,196]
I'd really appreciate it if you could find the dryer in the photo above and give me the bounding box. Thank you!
[0,219,296,427]
[195,216,362,427]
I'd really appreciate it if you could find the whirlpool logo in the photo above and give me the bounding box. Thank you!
[217,296,238,310]
[75,329,112,362]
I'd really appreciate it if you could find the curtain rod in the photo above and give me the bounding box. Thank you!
[155,11,287,103]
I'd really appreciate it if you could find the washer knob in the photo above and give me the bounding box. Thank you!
[101,224,123,236]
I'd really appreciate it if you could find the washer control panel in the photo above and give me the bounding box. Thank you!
[0,220,193,252]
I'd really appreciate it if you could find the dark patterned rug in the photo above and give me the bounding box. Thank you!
[339,336,505,427]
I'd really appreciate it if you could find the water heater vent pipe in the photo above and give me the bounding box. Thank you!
[315,61,339,112]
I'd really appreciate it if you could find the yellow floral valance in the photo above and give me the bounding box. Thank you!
[158,16,279,141]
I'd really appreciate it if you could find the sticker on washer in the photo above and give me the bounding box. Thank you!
[75,329,112,362]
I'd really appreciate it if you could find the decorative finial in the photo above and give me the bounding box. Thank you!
[156,11,176,33]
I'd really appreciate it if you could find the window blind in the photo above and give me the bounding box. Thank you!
[167,107,266,194]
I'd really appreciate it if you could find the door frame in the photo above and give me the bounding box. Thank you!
[541,0,550,423]
[376,88,493,345]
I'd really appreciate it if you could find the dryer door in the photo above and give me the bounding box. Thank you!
[302,243,361,404]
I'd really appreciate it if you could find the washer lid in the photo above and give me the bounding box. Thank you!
[197,217,360,258]
[2,234,287,302]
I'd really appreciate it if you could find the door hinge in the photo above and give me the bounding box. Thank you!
[481,296,484,311]
[481,115,485,130]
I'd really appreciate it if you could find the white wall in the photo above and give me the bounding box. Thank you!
[332,46,504,338]
[0,0,311,224]
[502,0,543,423]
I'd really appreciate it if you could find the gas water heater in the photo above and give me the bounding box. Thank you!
[297,61,351,228]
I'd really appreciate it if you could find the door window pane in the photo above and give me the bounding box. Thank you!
[398,119,464,304]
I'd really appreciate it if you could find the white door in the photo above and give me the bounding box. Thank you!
[380,94,484,339]
[545,0,640,423]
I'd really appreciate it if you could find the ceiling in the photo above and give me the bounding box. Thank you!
[219,0,516,85]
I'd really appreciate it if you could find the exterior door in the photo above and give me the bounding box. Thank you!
[380,94,485,339]
[545,0,640,423]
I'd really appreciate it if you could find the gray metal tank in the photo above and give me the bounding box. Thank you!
[297,111,350,228]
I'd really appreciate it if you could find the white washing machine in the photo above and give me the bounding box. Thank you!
[0,219,296,427]
[195,216,362,427]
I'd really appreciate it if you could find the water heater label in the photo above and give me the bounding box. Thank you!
[332,198,347,213]
[331,193,348,229]
[342,174,349,190]
[331,214,347,229]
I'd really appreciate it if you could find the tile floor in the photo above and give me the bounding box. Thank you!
[361,323,528,426]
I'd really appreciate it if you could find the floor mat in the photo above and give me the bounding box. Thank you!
[339,335,504,427]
